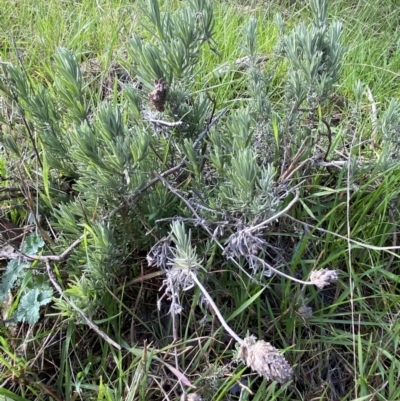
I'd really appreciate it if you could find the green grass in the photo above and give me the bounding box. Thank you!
[1,0,400,400]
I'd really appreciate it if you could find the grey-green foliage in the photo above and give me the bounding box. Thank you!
[204,0,348,225]
[381,99,400,145]
[244,17,272,118]
[276,0,345,108]
[1,53,130,302]
[0,233,52,324]
[131,0,214,85]
[169,221,200,272]
[0,0,220,311]
[127,0,214,140]
[207,110,280,222]
[222,0,347,189]
[0,0,349,327]
[379,99,400,167]
[0,59,76,174]
[53,48,87,124]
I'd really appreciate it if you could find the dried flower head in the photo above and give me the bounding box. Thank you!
[310,269,338,289]
[238,336,293,384]
[148,78,168,112]
[146,237,172,270]
[181,393,203,401]
[158,266,195,314]
[224,230,266,258]
[224,230,271,274]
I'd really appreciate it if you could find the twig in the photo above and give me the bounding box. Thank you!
[147,119,183,127]
[192,108,226,149]
[44,235,84,261]
[251,255,327,287]
[105,163,184,220]
[190,272,243,344]
[45,260,121,350]
[156,174,202,220]
[278,138,308,184]
[0,187,27,193]
[216,56,269,75]
[244,189,300,233]
[311,160,347,168]
[323,120,333,159]
[279,158,312,183]
[0,235,84,262]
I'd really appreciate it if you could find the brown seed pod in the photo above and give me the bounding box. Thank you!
[148,78,168,112]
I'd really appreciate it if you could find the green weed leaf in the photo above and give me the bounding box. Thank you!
[14,288,53,324]
[21,233,45,256]
[0,260,29,302]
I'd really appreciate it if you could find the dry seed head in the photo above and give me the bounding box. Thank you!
[148,78,168,112]
[238,336,293,384]
[310,269,338,289]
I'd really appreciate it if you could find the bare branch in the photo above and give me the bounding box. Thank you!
[147,119,183,127]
